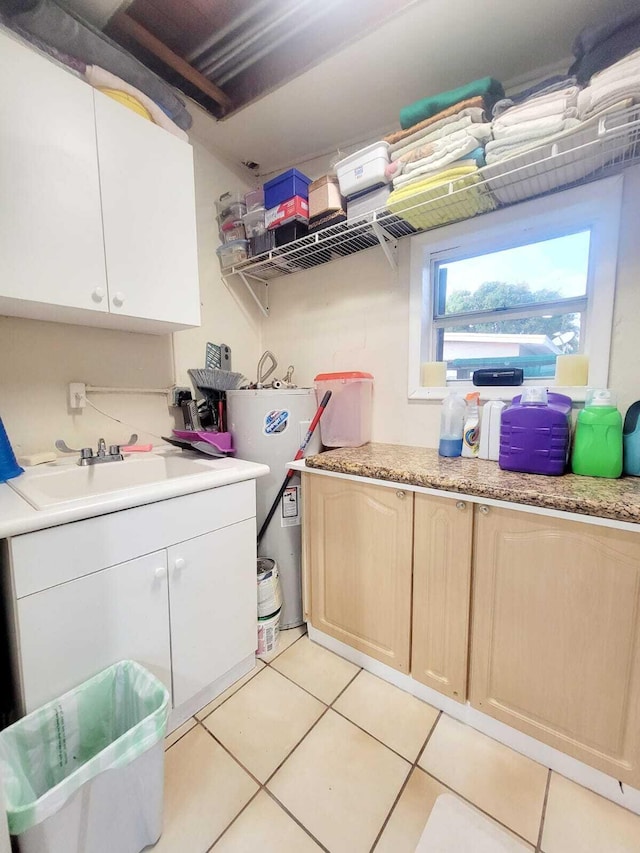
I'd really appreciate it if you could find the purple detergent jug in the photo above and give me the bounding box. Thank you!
[499,388,572,476]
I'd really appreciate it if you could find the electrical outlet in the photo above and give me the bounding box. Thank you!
[69,382,87,409]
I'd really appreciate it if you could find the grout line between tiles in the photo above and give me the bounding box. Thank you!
[421,767,538,848]
[197,718,264,788]
[263,788,332,852]
[164,718,197,752]
[369,710,443,852]
[535,769,552,853]
[205,788,262,853]
[260,627,307,665]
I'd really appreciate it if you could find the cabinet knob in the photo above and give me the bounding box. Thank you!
[456,501,466,510]
[174,557,186,571]
[154,567,167,580]
[112,292,126,307]
[91,287,105,303]
[396,490,406,500]
[479,505,490,515]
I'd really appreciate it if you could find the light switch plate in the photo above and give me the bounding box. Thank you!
[68,382,86,409]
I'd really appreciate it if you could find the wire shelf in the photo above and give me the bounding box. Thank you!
[224,105,640,283]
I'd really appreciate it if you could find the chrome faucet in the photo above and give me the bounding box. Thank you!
[55,435,137,466]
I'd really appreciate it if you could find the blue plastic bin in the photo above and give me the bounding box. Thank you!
[264,169,312,208]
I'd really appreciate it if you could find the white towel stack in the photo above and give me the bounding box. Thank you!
[578,48,640,118]
[486,86,580,164]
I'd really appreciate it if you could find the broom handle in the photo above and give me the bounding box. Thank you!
[257,391,332,546]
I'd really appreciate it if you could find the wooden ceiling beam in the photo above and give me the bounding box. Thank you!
[111,11,234,113]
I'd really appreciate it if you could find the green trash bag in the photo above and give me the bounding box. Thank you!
[0,660,170,835]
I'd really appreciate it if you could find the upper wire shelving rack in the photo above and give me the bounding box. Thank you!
[222,105,640,316]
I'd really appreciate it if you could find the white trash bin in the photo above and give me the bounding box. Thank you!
[0,660,170,853]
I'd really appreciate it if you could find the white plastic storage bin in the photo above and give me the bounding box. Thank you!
[0,660,170,853]
[314,371,374,447]
[335,142,391,197]
[346,185,391,224]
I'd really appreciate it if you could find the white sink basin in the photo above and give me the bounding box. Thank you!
[9,451,240,510]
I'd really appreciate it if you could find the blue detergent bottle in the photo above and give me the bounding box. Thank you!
[0,416,23,482]
[438,393,466,457]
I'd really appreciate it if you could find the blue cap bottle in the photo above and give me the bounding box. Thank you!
[0,417,24,482]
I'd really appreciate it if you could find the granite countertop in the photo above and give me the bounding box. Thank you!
[302,443,640,525]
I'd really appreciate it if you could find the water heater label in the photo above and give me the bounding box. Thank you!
[264,409,289,435]
[281,486,300,527]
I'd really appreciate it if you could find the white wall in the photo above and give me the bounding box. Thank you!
[262,164,640,449]
[0,136,261,458]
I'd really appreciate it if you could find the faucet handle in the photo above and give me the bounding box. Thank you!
[55,439,81,454]
[97,438,107,455]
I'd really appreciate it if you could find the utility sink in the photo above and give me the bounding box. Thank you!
[9,451,241,511]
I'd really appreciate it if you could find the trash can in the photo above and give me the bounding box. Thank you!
[0,660,170,853]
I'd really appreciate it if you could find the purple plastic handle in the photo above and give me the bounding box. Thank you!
[172,430,235,454]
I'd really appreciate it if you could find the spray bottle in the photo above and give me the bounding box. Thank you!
[462,392,480,458]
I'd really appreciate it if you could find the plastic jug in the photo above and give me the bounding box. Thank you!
[499,388,572,476]
[438,393,466,457]
[461,392,480,458]
[623,401,640,476]
[571,389,622,478]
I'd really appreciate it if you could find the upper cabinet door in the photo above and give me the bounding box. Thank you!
[0,33,107,313]
[94,91,200,327]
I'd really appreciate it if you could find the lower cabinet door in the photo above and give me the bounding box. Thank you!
[470,505,640,785]
[308,476,413,672]
[168,519,256,708]
[17,550,171,713]
[411,494,472,701]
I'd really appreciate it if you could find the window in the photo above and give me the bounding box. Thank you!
[407,177,623,401]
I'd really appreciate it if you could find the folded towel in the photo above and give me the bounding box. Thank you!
[389,108,485,156]
[577,53,640,118]
[492,76,577,117]
[85,65,189,141]
[386,98,486,146]
[391,113,479,159]
[399,78,503,130]
[492,87,579,130]
[393,136,481,188]
[493,114,577,141]
[485,118,581,164]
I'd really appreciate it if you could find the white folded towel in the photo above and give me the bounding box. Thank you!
[493,87,579,130]
[485,118,581,163]
[388,107,485,154]
[588,48,640,88]
[393,136,480,187]
[578,74,640,118]
[391,115,474,161]
[493,114,575,141]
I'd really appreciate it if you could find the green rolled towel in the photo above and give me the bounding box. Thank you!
[399,77,505,129]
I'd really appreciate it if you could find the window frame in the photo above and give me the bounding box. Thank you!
[406,176,624,402]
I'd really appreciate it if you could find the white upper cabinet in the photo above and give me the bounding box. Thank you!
[94,90,200,328]
[0,30,201,334]
[0,32,107,315]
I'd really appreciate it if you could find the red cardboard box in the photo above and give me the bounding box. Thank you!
[266,196,309,229]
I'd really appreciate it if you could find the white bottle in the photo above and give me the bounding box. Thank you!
[438,393,466,457]
[479,400,506,461]
[462,392,480,457]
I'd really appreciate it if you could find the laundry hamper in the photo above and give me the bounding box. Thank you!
[0,660,170,853]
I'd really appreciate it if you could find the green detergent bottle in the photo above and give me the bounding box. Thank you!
[571,388,623,478]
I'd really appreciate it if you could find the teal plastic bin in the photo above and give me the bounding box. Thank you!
[0,660,170,853]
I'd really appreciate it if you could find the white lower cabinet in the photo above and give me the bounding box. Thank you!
[6,483,257,720]
[17,551,172,713]
[168,520,256,708]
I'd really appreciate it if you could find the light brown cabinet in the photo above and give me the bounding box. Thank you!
[470,505,640,786]
[411,494,473,702]
[304,474,413,672]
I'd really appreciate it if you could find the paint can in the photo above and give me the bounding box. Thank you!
[257,557,283,619]
[257,607,281,657]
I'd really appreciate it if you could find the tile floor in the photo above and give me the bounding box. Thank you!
[154,627,640,853]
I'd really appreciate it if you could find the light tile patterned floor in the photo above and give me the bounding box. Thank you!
[155,629,640,853]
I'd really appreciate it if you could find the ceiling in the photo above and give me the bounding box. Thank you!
[65,0,638,176]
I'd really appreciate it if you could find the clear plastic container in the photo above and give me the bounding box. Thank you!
[314,372,373,447]
[244,189,264,212]
[215,191,247,221]
[221,222,246,243]
[216,239,249,269]
[243,208,267,237]
[438,393,466,457]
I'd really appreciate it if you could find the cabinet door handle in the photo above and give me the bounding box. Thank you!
[91,287,105,303]
[174,557,186,571]
[154,567,167,580]
[456,501,466,510]
[479,505,490,515]
[396,490,406,500]
[112,292,126,307]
